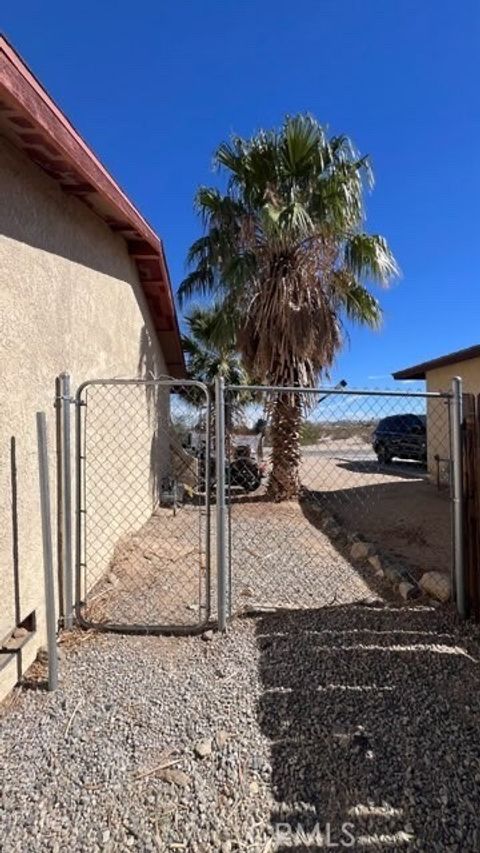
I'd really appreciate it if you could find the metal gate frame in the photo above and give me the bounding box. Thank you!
[73,377,212,635]
[56,375,466,635]
[215,378,466,625]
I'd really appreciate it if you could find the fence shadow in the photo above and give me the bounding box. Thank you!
[138,324,169,502]
[255,603,480,850]
[300,471,451,582]
[334,458,426,479]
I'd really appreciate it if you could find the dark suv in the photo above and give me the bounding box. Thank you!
[372,414,427,464]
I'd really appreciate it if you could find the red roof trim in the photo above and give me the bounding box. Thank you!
[0,35,185,377]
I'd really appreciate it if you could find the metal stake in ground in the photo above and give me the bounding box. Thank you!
[215,375,228,631]
[36,411,59,691]
[451,376,466,618]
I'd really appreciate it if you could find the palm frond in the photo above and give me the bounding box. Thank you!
[332,272,383,328]
[345,233,400,285]
[177,267,216,307]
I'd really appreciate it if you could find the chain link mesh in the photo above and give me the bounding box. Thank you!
[225,387,453,614]
[76,380,211,631]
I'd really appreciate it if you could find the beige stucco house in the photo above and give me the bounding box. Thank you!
[0,38,184,700]
[394,344,480,479]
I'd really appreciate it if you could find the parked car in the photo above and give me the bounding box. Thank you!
[372,414,427,464]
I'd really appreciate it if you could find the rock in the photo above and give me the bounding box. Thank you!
[350,541,370,562]
[248,779,260,795]
[12,627,29,639]
[384,564,405,585]
[202,630,214,642]
[36,646,49,663]
[419,571,451,603]
[368,554,383,575]
[215,730,229,749]
[36,645,63,663]
[240,585,254,597]
[221,842,232,853]
[107,571,119,585]
[158,768,190,787]
[399,581,418,601]
[194,739,213,759]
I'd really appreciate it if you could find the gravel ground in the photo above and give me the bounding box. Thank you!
[229,500,378,613]
[2,600,480,852]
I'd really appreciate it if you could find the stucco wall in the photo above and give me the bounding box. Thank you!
[425,357,480,479]
[0,136,168,698]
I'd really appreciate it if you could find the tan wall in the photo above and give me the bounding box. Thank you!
[0,136,168,698]
[425,357,480,480]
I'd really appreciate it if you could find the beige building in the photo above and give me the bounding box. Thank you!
[393,344,480,478]
[0,38,184,699]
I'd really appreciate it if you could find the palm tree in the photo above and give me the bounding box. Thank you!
[179,115,399,500]
[182,303,251,426]
[182,303,247,387]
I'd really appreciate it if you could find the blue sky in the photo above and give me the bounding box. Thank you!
[3,1,479,389]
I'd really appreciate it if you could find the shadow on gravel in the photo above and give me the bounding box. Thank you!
[255,603,480,851]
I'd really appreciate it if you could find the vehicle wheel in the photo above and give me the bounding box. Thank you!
[230,460,261,492]
[377,444,392,465]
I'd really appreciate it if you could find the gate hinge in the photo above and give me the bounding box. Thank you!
[54,395,86,408]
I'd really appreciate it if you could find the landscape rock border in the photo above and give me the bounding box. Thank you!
[303,501,430,603]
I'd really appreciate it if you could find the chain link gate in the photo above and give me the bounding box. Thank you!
[216,381,464,622]
[74,378,212,633]
[61,375,464,635]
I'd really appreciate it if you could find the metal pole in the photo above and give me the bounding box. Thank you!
[451,377,466,618]
[215,375,227,631]
[61,374,73,629]
[36,412,59,691]
[55,375,64,623]
[74,387,83,623]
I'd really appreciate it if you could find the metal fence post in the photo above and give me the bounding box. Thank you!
[215,375,227,631]
[61,373,73,629]
[452,376,466,618]
[36,412,59,691]
[55,375,64,624]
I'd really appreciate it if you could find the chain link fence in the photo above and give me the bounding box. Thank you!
[224,385,454,615]
[70,377,461,634]
[75,379,212,632]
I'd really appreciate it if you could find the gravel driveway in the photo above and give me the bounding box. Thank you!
[2,598,480,851]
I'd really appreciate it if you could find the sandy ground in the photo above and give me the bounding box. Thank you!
[82,506,209,630]
[300,438,452,580]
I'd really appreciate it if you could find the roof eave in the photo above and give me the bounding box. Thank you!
[393,344,480,382]
[0,35,185,378]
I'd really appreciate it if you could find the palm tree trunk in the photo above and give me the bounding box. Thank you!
[267,393,301,500]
